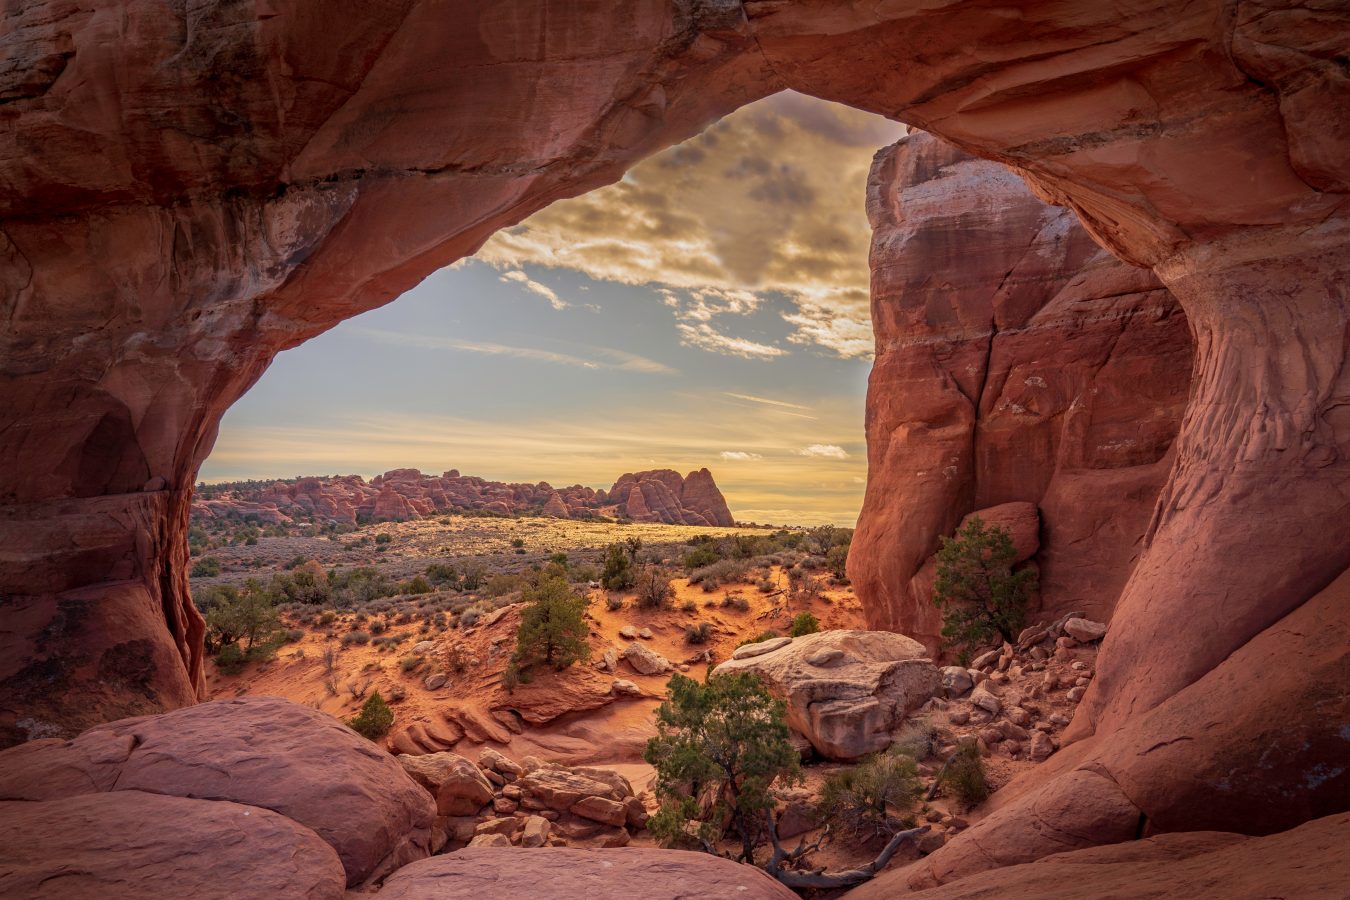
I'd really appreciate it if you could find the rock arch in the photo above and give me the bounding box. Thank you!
[2,0,1346,886]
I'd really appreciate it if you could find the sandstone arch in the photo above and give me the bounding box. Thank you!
[1,0,1346,888]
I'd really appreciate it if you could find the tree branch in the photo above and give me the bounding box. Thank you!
[763,810,929,889]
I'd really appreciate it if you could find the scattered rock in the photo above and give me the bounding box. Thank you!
[399,752,494,818]
[520,816,551,848]
[948,709,970,726]
[619,626,639,640]
[424,673,447,691]
[639,627,654,639]
[970,685,1002,715]
[621,643,673,676]
[473,817,517,838]
[941,666,974,698]
[1067,686,1088,702]
[970,649,1000,670]
[479,748,524,778]
[1063,617,1108,643]
[1030,731,1056,762]
[611,679,642,697]
[570,795,628,827]
[412,640,437,654]
[467,833,511,848]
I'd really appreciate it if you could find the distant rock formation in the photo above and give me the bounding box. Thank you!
[192,467,734,527]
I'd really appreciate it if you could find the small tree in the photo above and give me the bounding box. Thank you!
[348,691,394,739]
[201,580,280,654]
[634,566,674,609]
[644,672,800,863]
[818,749,921,841]
[601,543,635,590]
[788,612,819,637]
[932,516,1036,653]
[511,576,591,672]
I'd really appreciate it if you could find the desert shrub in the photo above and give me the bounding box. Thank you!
[720,594,750,613]
[891,717,938,760]
[458,608,481,628]
[681,599,697,613]
[787,567,821,599]
[645,672,801,862]
[685,622,713,644]
[512,577,590,672]
[682,546,721,571]
[200,581,281,654]
[284,628,305,643]
[348,691,394,739]
[826,543,850,581]
[404,575,432,595]
[446,644,468,673]
[283,554,308,570]
[329,567,394,608]
[757,579,775,594]
[342,630,371,646]
[788,612,820,637]
[818,749,921,840]
[485,573,529,598]
[424,563,457,586]
[399,654,423,673]
[510,537,525,548]
[369,619,387,635]
[689,558,749,590]
[459,564,486,591]
[932,516,1036,652]
[214,643,248,674]
[601,543,636,590]
[191,556,223,578]
[940,744,990,805]
[319,610,337,625]
[736,630,780,648]
[374,532,393,545]
[634,567,674,610]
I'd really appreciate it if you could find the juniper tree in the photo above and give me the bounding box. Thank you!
[932,515,1036,654]
[511,576,591,672]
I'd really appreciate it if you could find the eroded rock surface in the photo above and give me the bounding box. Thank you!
[714,630,939,760]
[0,791,346,899]
[0,696,436,885]
[379,847,797,899]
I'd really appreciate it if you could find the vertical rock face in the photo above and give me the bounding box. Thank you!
[850,133,1193,649]
[605,469,734,526]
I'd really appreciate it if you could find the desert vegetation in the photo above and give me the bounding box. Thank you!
[931,516,1036,661]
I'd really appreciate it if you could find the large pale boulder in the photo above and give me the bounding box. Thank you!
[621,642,674,676]
[515,763,626,812]
[379,847,797,899]
[0,791,346,899]
[714,630,939,760]
[0,697,435,886]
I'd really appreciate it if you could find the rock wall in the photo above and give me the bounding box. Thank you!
[193,467,734,527]
[849,133,1193,650]
[1,0,1347,887]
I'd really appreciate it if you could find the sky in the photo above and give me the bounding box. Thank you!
[200,92,906,526]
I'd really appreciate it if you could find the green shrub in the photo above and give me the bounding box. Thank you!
[405,575,432,595]
[319,610,337,625]
[681,599,697,613]
[606,595,624,612]
[788,612,820,637]
[818,748,920,840]
[721,594,750,612]
[191,556,223,578]
[932,516,1036,653]
[941,744,990,805]
[512,577,590,673]
[685,622,713,644]
[348,691,394,739]
[342,630,371,646]
[214,643,248,675]
[601,543,636,590]
[634,567,674,610]
[284,628,305,643]
[399,654,424,673]
[375,533,393,545]
[510,537,525,548]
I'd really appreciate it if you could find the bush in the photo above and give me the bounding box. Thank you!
[605,595,624,612]
[757,579,776,594]
[399,654,424,673]
[374,532,393,545]
[941,744,989,805]
[818,749,921,840]
[284,628,305,643]
[214,643,248,675]
[200,581,281,654]
[932,516,1036,653]
[458,608,481,628]
[342,630,371,646]
[826,543,850,581]
[601,543,636,591]
[512,577,591,673]
[348,691,394,739]
[485,573,529,597]
[685,622,713,644]
[510,537,525,548]
[191,556,223,578]
[424,563,457,585]
[634,567,674,610]
[404,575,432,595]
[319,611,337,625]
[788,612,820,637]
[369,619,387,635]
[721,594,750,612]
[689,558,749,590]
[645,672,800,863]
[681,599,697,613]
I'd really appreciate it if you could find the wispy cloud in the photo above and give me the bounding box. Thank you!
[351,327,676,375]
[676,323,785,359]
[720,451,763,461]
[799,444,850,459]
[499,269,568,311]
[723,392,812,412]
[476,92,903,358]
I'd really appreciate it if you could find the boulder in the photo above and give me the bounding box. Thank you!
[611,679,642,697]
[619,626,639,640]
[516,766,619,811]
[0,697,435,886]
[0,791,346,898]
[379,847,797,899]
[621,643,673,676]
[424,673,448,690]
[713,630,940,760]
[940,666,974,698]
[397,752,493,817]
[412,641,437,654]
[570,795,628,827]
[467,833,512,848]
[479,748,525,778]
[1063,618,1108,643]
[969,686,1001,715]
[520,815,551,848]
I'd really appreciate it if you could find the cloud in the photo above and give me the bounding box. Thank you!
[476,91,906,358]
[720,451,763,461]
[351,327,676,375]
[798,444,850,459]
[723,392,812,412]
[675,322,785,359]
[499,269,568,311]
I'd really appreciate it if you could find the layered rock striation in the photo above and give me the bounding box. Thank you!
[192,467,734,527]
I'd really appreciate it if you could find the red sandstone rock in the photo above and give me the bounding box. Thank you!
[0,791,346,899]
[378,847,797,899]
[0,697,436,886]
[850,133,1191,651]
